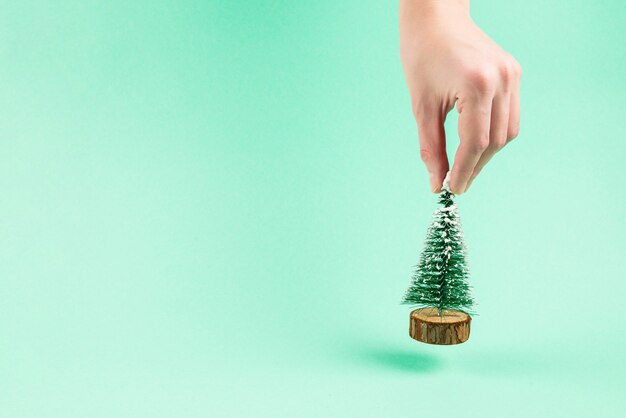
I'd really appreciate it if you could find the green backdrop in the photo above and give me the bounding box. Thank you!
[1,1,625,416]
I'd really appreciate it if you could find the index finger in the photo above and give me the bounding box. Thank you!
[449,96,492,194]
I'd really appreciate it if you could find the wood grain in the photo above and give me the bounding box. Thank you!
[409,307,471,345]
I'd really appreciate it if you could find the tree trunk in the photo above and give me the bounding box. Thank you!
[409,307,471,345]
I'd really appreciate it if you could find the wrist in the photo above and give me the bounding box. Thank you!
[400,0,470,27]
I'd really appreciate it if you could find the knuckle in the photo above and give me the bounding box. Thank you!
[502,53,522,79]
[471,136,490,153]
[419,148,432,163]
[465,67,497,92]
[498,61,514,84]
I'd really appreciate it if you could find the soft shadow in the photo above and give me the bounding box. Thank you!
[350,346,443,374]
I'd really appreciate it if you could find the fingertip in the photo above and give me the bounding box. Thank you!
[450,186,464,195]
[449,184,464,195]
[429,171,446,193]
[448,171,465,195]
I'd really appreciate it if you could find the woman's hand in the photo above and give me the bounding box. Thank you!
[400,0,522,193]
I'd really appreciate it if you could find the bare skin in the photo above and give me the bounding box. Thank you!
[400,0,522,194]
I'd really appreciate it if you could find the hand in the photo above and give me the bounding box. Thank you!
[400,0,522,194]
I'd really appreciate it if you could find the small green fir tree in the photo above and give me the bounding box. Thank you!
[402,179,476,314]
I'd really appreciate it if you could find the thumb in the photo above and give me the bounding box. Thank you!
[417,117,449,192]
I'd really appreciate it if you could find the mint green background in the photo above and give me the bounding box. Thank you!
[1,1,625,416]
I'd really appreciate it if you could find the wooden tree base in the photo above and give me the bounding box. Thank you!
[409,308,471,345]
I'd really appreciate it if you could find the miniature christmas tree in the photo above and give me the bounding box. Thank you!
[402,174,476,344]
